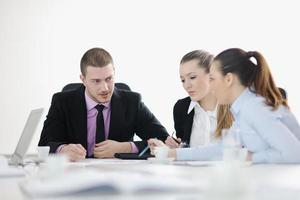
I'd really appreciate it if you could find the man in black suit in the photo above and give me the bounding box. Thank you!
[38,47,168,161]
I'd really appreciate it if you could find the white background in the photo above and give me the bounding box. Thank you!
[0,0,299,154]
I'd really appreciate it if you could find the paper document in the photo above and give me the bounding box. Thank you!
[0,156,25,177]
[20,169,198,197]
[60,158,147,168]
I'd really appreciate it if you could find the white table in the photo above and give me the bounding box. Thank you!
[1,158,300,200]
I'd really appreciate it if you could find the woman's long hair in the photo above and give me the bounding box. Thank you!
[214,48,288,110]
[215,104,234,138]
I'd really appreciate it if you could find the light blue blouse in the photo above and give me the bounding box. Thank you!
[176,88,300,164]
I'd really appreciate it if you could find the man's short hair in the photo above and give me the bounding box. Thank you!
[80,47,114,76]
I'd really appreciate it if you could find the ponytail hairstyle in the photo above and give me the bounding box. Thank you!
[214,48,288,110]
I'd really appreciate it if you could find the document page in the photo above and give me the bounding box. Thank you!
[0,156,25,177]
[20,169,198,197]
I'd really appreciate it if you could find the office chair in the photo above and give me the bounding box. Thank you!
[62,82,131,92]
[278,87,287,100]
[115,82,131,91]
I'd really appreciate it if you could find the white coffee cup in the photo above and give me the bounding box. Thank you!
[222,128,243,162]
[154,146,169,160]
[238,148,248,162]
[36,146,50,161]
[45,154,67,177]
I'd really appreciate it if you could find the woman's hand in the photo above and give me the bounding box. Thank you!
[165,136,181,148]
[148,138,166,155]
[246,151,252,161]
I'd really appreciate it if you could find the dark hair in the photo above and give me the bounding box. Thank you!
[214,48,288,109]
[80,47,114,76]
[180,50,214,73]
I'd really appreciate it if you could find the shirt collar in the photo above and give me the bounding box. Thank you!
[188,101,198,114]
[85,90,111,111]
[230,87,253,117]
[187,100,217,118]
[207,106,218,118]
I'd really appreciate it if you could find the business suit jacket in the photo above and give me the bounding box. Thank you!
[38,85,169,154]
[173,97,194,145]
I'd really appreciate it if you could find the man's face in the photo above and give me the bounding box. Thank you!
[80,64,115,103]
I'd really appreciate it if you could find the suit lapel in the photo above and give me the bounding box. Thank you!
[184,108,194,145]
[108,88,125,141]
[73,86,88,149]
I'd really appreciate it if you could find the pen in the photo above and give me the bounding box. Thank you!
[171,131,181,144]
[138,145,150,157]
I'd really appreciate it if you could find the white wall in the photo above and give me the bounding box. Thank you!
[0,0,299,154]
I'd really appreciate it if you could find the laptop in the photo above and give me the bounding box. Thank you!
[9,108,44,166]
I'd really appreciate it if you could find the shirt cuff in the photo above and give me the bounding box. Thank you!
[176,148,193,161]
[130,142,139,153]
[252,152,267,164]
[56,144,66,153]
[176,144,223,161]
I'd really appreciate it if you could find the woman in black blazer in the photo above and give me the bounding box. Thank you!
[148,50,234,160]
[165,50,218,148]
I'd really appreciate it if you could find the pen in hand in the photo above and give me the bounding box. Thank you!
[138,145,150,157]
[171,131,181,144]
[171,132,189,148]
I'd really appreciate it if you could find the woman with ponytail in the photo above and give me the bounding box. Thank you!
[209,48,300,163]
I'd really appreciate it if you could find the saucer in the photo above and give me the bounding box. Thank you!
[147,157,175,164]
[213,160,252,167]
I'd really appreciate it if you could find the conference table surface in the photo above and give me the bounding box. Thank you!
[1,157,300,200]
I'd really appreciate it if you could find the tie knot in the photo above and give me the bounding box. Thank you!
[95,104,105,112]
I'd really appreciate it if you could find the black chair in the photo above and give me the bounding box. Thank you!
[115,82,131,91]
[278,87,287,100]
[62,82,131,92]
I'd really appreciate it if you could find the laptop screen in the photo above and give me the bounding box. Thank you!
[10,108,44,165]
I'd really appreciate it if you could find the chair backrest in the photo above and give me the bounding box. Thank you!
[115,82,131,91]
[62,82,131,92]
[278,87,287,100]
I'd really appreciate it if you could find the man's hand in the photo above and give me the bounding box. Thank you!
[165,136,181,148]
[93,140,131,158]
[59,144,86,162]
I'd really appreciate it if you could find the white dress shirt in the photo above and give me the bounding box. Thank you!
[176,88,300,164]
[188,101,217,147]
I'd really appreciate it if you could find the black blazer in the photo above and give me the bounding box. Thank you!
[38,85,168,154]
[173,97,194,145]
